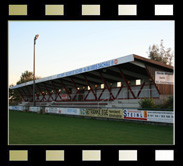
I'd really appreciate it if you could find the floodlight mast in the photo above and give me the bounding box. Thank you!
[33,34,39,106]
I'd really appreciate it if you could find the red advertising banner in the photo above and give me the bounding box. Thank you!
[61,94,69,100]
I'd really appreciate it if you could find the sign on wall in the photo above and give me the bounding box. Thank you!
[45,107,58,114]
[83,108,123,119]
[147,111,174,123]
[45,107,80,115]
[123,109,147,121]
[9,106,24,111]
[155,71,174,85]
[61,94,69,100]
[10,106,174,124]
[29,107,41,112]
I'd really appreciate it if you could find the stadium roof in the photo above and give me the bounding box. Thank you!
[10,54,173,92]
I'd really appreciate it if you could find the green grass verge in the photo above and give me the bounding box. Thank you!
[9,110,173,145]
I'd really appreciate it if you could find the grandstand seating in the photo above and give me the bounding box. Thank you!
[21,98,140,109]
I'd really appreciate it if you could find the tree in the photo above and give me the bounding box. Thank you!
[9,70,42,105]
[16,70,41,85]
[9,84,22,105]
[148,40,174,66]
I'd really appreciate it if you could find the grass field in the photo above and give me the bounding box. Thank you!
[9,110,173,145]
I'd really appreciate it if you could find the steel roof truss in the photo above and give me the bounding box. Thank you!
[60,79,72,101]
[91,71,121,83]
[37,84,47,102]
[43,83,54,101]
[51,81,62,101]
[71,78,83,101]
[115,85,124,99]
[84,89,91,101]
[17,89,26,101]
[84,76,97,100]
[109,67,147,80]
[20,88,29,101]
[76,74,102,84]
[118,68,136,99]
[99,72,115,100]
[61,78,83,88]
[145,65,160,95]
[25,86,33,101]
[98,87,106,100]
[136,81,146,98]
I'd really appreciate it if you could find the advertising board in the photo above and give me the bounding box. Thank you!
[57,108,80,115]
[9,106,13,110]
[9,106,24,111]
[81,108,123,119]
[123,109,174,123]
[61,94,69,100]
[45,107,58,114]
[155,71,174,85]
[147,111,174,123]
[29,107,41,112]
[10,105,174,124]
[123,109,147,121]
[45,107,80,115]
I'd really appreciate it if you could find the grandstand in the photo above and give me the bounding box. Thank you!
[10,54,173,109]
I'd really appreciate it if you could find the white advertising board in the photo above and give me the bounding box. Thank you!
[9,106,13,110]
[155,71,174,85]
[9,106,24,111]
[58,108,80,115]
[45,107,80,115]
[29,107,41,112]
[45,107,58,114]
[147,111,174,123]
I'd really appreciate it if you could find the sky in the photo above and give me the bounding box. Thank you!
[9,21,174,85]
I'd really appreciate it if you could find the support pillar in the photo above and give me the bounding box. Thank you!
[118,68,136,99]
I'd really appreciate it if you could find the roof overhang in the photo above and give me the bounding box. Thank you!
[10,54,135,89]
[10,54,173,90]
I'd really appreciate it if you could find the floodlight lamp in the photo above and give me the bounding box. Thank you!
[35,34,39,40]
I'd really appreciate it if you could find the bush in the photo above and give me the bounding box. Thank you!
[164,96,173,109]
[139,97,155,109]
[139,96,173,110]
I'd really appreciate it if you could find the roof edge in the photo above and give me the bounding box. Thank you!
[133,54,173,70]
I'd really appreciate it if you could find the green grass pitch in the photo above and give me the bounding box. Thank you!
[9,110,173,145]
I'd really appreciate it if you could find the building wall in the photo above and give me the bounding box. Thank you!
[146,64,173,95]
